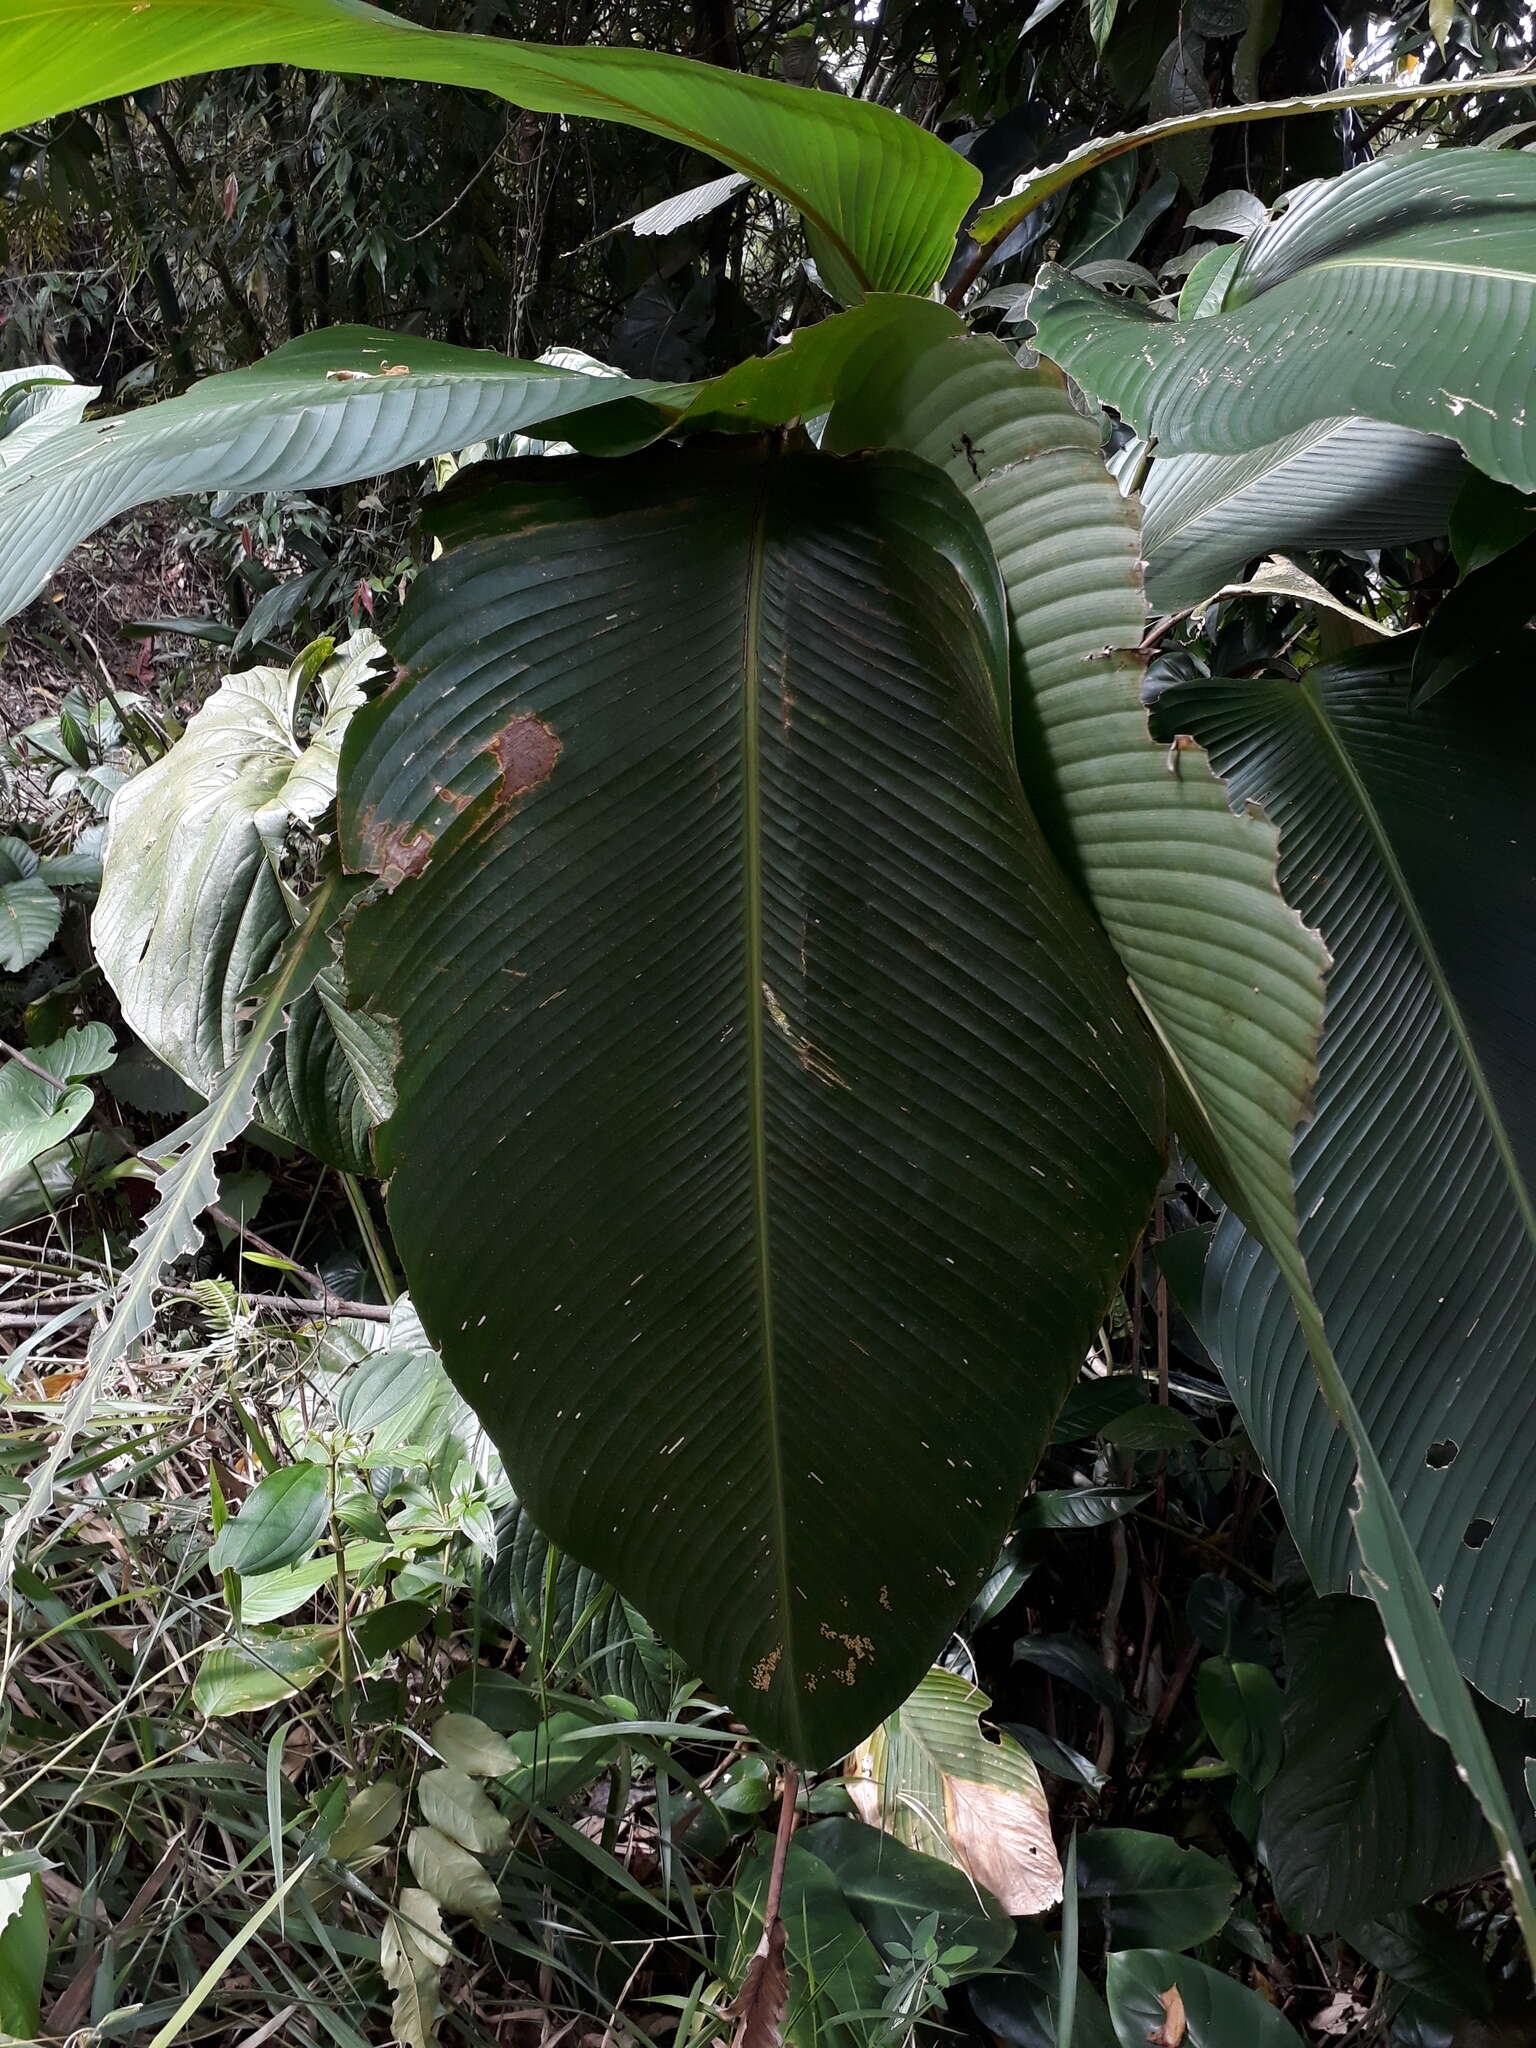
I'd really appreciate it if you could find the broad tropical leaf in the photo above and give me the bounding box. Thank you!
[0,365,96,469]
[846,1667,1062,1915]
[0,301,950,629]
[93,633,386,1170]
[1073,1830,1237,1951]
[822,303,1536,1950]
[822,300,1326,1292]
[339,445,1163,1764]
[1260,1596,1526,1929]
[1032,151,1536,490]
[1140,420,1465,613]
[1149,650,1536,1714]
[1106,1950,1304,2048]
[0,0,976,305]
[0,1025,115,1183]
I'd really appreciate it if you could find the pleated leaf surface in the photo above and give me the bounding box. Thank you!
[1140,419,1465,613]
[339,444,1163,1763]
[1149,650,1536,1709]
[1032,150,1536,491]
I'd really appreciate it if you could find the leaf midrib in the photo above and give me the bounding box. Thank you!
[740,471,799,1745]
[1298,674,1536,1250]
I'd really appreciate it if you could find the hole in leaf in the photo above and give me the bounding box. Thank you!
[1426,1439,1459,1469]
[1463,1517,1495,1551]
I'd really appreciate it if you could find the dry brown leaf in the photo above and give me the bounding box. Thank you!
[1150,1983,1187,2046]
[845,1667,1063,1916]
[727,1920,787,2048]
[943,1771,1063,1916]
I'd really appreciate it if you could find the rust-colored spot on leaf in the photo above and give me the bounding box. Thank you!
[356,813,435,885]
[491,712,562,801]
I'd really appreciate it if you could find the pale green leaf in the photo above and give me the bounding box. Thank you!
[1032,151,1536,490]
[415,1771,510,1856]
[406,1826,500,1923]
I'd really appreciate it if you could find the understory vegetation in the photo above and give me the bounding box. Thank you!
[1,2,1535,2045]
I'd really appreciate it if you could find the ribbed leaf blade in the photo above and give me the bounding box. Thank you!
[0,0,975,304]
[823,305,1536,1945]
[1141,419,1465,612]
[822,302,1327,1272]
[339,445,1163,1763]
[0,302,956,629]
[1149,650,1536,1712]
[1033,151,1536,488]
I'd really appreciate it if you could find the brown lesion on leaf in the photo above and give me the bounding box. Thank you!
[354,816,436,887]
[352,780,476,888]
[489,711,563,802]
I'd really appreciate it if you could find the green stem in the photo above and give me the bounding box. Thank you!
[339,1170,398,1303]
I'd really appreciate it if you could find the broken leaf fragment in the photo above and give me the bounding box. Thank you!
[846,1666,1062,1915]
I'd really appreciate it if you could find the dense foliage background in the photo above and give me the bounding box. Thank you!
[3,3,1536,2045]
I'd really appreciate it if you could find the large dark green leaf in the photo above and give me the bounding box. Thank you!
[1032,151,1536,490]
[1260,1596,1526,1930]
[0,0,975,306]
[824,305,1536,1944]
[802,1816,1014,1977]
[1106,1949,1304,2047]
[1149,650,1536,1714]
[339,445,1163,1764]
[1073,1830,1237,1952]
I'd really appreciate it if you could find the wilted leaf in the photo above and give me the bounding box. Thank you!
[429,1713,518,1779]
[329,1780,404,1863]
[416,1769,510,1856]
[726,1921,788,2048]
[1151,1984,1187,2047]
[407,1825,500,1922]
[847,1667,1062,1916]
[381,1888,452,2048]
